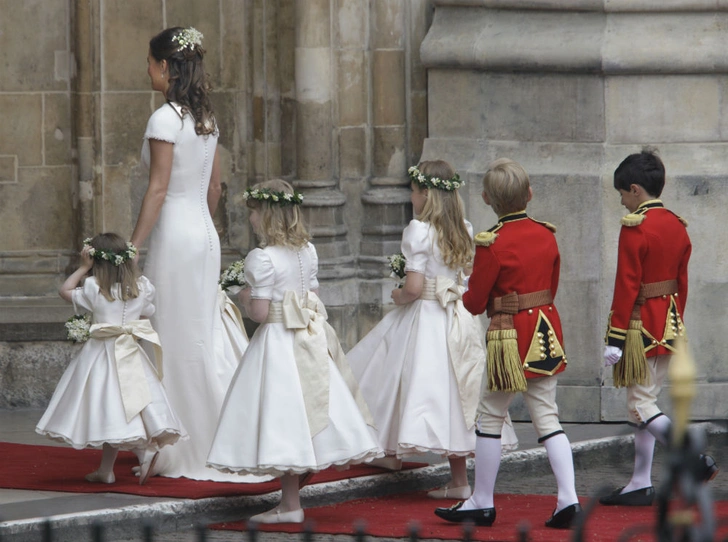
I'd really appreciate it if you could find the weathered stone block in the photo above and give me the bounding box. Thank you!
[339,128,366,178]
[103,0,162,91]
[297,104,332,180]
[44,93,72,166]
[606,76,722,144]
[372,0,405,49]
[220,0,249,90]
[296,0,330,48]
[372,50,406,126]
[335,0,368,48]
[372,126,406,178]
[103,93,151,166]
[338,50,368,126]
[0,95,42,166]
[103,166,134,235]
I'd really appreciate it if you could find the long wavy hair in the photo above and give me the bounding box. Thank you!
[246,179,311,249]
[88,233,141,302]
[415,160,473,270]
[149,27,216,135]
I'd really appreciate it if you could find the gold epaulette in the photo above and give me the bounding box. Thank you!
[474,223,503,247]
[621,213,646,227]
[529,218,557,232]
[676,215,688,227]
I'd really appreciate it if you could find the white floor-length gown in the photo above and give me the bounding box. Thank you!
[141,102,257,481]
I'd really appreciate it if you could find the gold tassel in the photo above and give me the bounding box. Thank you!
[486,329,528,392]
[613,319,648,387]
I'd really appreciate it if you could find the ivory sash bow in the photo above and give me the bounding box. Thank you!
[270,291,375,437]
[89,320,163,423]
[421,276,485,430]
[218,288,249,341]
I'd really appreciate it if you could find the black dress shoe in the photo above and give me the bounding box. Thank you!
[701,455,719,482]
[545,503,582,529]
[434,501,496,526]
[599,486,654,506]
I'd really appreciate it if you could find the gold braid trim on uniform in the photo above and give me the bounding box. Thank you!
[621,213,646,227]
[613,319,648,388]
[486,328,527,392]
[676,215,688,227]
[529,218,557,232]
[474,231,497,247]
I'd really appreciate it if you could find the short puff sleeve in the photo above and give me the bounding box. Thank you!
[306,242,320,291]
[401,220,431,274]
[138,276,156,318]
[72,276,100,313]
[244,248,275,300]
[144,104,182,144]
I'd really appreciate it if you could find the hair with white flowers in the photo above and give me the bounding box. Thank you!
[86,233,141,302]
[412,160,473,270]
[149,27,216,136]
[246,179,311,249]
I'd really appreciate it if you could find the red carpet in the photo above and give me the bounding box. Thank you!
[213,492,728,542]
[0,442,424,499]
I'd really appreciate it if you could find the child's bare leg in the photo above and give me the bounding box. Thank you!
[249,472,304,524]
[427,455,471,499]
[85,443,118,483]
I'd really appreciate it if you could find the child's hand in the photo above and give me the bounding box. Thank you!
[391,287,402,305]
[80,246,94,270]
[603,346,622,367]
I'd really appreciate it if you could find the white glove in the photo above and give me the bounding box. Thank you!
[603,345,623,367]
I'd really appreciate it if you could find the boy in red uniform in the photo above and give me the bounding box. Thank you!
[600,149,717,506]
[435,158,581,529]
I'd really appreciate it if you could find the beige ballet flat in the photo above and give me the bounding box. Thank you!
[249,507,304,524]
[84,470,115,484]
[139,451,159,486]
[427,484,472,499]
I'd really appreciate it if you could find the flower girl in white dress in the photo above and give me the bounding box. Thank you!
[347,160,518,500]
[36,233,185,485]
[207,179,381,524]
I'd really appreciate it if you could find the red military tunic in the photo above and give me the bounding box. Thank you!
[464,211,566,387]
[605,200,691,357]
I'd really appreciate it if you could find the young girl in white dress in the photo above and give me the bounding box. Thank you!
[207,179,382,524]
[36,233,186,485]
[347,160,518,500]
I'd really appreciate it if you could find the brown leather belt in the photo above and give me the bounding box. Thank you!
[486,289,553,318]
[631,279,678,320]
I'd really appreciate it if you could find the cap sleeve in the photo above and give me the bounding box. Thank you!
[144,104,182,144]
[401,220,430,274]
[244,248,275,300]
[465,219,474,239]
[138,276,156,318]
[306,242,319,291]
[71,276,99,313]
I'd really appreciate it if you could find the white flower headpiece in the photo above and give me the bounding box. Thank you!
[242,188,304,206]
[172,27,203,51]
[83,238,138,266]
[408,165,464,192]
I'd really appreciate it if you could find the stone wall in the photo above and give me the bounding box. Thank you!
[0,0,430,406]
[420,0,728,421]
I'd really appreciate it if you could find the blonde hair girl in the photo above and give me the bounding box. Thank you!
[207,182,381,524]
[36,232,185,486]
[347,158,517,501]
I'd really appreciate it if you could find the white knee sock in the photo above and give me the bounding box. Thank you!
[622,428,655,493]
[543,433,579,511]
[645,414,671,446]
[461,436,500,510]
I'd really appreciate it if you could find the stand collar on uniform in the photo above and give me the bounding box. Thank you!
[637,199,663,211]
[498,210,528,224]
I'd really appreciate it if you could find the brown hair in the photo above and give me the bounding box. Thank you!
[88,233,141,302]
[149,27,216,136]
[415,160,473,270]
[482,158,530,216]
[246,179,311,248]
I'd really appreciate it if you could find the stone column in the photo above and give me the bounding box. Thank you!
[294,0,356,333]
[71,0,102,243]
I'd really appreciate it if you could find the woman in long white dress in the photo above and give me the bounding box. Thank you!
[130,27,254,481]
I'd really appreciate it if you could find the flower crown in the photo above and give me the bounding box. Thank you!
[83,238,138,266]
[242,187,304,206]
[408,165,464,192]
[172,27,203,51]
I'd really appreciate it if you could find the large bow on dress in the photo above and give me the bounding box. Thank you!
[278,290,375,437]
[218,287,249,341]
[89,320,163,423]
[431,276,486,430]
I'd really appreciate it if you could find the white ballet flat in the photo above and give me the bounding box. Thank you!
[368,456,403,471]
[249,507,304,524]
[139,450,159,486]
[84,470,115,484]
[427,484,472,499]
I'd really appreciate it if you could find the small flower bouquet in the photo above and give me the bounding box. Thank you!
[220,259,247,294]
[387,253,407,287]
[65,314,91,343]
